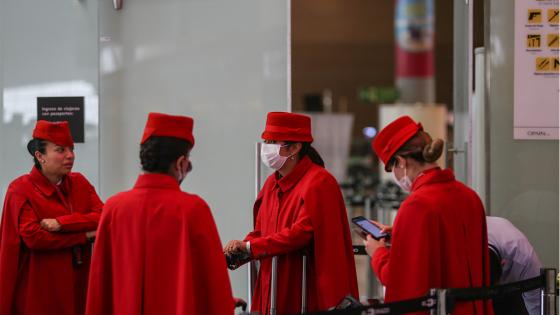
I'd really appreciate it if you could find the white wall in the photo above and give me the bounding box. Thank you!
[0,0,99,198]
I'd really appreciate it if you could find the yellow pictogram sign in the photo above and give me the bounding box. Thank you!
[536,57,551,71]
[548,9,559,24]
[527,34,541,48]
[548,33,559,48]
[552,57,560,72]
[528,9,542,23]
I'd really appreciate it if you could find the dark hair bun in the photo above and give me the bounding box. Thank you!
[27,140,36,156]
[27,138,47,169]
[422,138,444,163]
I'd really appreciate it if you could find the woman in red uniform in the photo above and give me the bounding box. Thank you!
[0,120,103,315]
[364,116,493,315]
[86,112,234,315]
[225,112,358,315]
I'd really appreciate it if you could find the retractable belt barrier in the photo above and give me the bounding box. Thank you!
[445,273,544,303]
[303,294,435,315]
[295,269,558,315]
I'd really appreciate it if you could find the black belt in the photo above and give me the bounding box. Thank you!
[301,274,548,315]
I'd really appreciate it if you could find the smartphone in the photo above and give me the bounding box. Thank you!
[351,216,389,240]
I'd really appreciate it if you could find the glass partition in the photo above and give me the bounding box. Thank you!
[98,0,289,299]
[485,0,559,268]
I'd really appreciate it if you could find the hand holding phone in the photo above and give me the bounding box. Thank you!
[351,216,390,241]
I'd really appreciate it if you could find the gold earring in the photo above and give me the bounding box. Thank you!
[41,160,46,164]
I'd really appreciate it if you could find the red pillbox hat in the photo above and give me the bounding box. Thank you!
[261,112,313,143]
[140,112,195,146]
[372,115,423,171]
[32,120,74,147]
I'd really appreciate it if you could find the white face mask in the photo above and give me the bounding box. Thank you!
[261,143,290,170]
[391,164,412,193]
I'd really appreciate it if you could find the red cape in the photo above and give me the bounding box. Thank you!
[0,167,102,315]
[0,180,25,315]
[86,173,234,315]
[372,168,494,315]
[246,157,358,314]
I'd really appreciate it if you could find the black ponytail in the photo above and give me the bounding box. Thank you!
[297,142,325,167]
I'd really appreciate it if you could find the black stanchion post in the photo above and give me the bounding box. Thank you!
[541,268,558,315]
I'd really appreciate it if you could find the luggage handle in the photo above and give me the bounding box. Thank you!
[269,254,307,315]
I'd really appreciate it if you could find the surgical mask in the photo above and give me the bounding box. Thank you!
[261,143,289,170]
[391,165,412,193]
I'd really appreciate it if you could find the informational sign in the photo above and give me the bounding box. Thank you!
[37,97,85,143]
[514,0,559,140]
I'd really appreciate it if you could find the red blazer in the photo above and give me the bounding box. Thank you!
[371,168,494,315]
[245,156,358,315]
[86,173,234,315]
[0,167,103,315]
